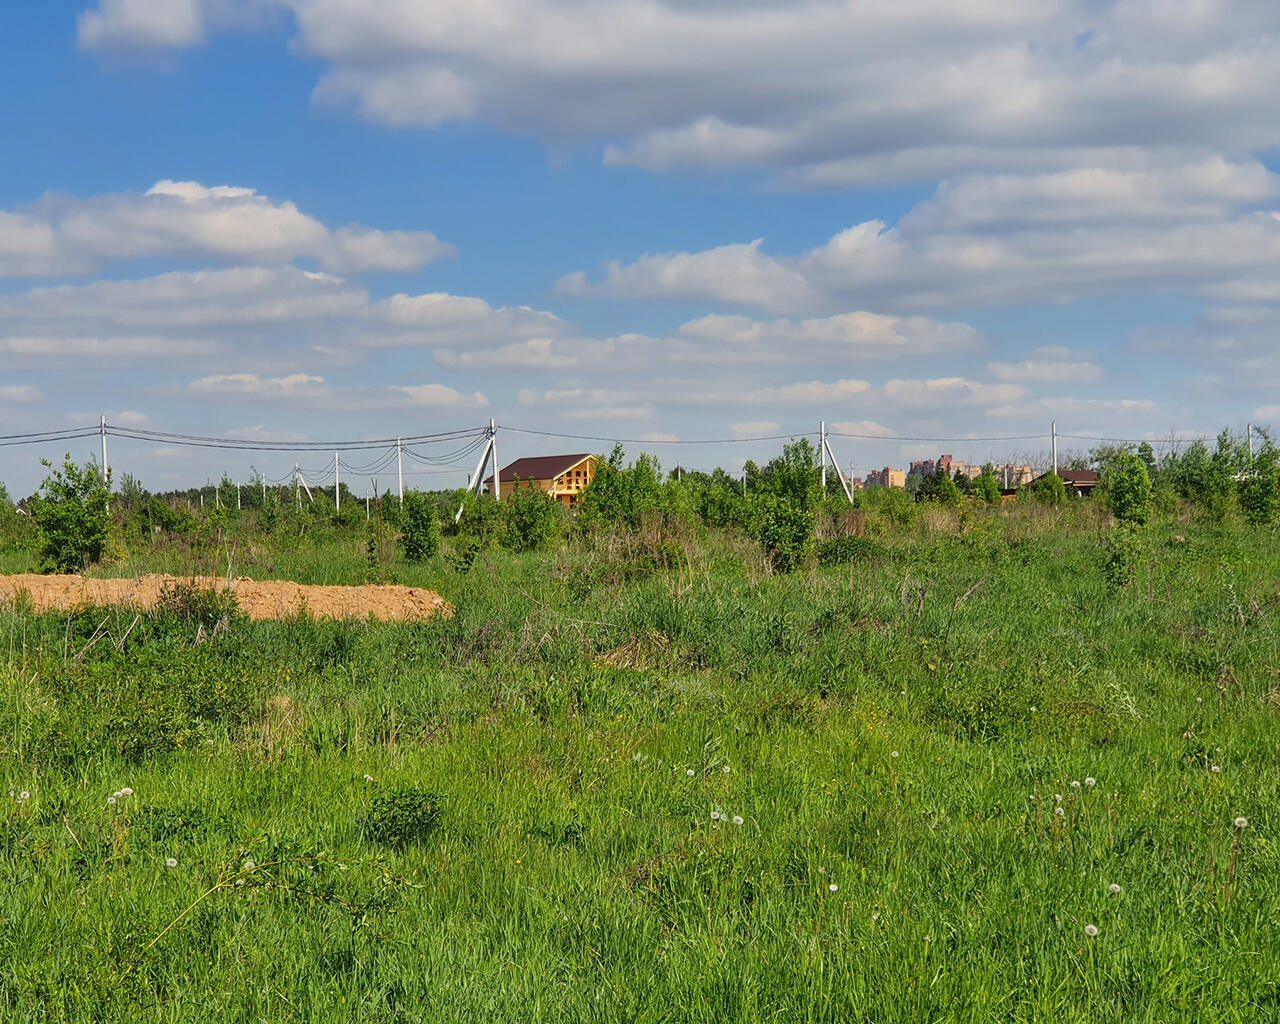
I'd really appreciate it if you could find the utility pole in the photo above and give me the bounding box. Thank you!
[1051,421,1058,475]
[99,415,108,485]
[1248,423,1254,461]
[820,420,827,494]
[237,484,241,511]
[490,419,500,501]
[295,463,301,511]
[334,451,340,513]
[397,437,404,505]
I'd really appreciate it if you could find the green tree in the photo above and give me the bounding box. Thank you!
[972,467,1001,505]
[400,491,442,561]
[501,482,563,551]
[917,468,961,506]
[1030,472,1066,506]
[29,454,112,573]
[1239,437,1280,526]
[1101,452,1153,526]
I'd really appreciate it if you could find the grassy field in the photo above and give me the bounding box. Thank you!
[2,505,1279,1022]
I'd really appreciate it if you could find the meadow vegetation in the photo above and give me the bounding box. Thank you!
[1,432,1279,1021]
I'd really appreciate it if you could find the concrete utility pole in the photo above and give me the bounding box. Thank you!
[99,415,108,485]
[490,419,500,501]
[334,452,340,513]
[820,420,827,494]
[1248,423,1254,461]
[1051,421,1058,475]
[397,437,404,505]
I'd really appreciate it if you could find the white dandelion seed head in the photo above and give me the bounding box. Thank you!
[1084,924,1099,937]
[363,774,375,783]
[243,860,256,871]
[1055,794,1063,803]
[1234,816,1248,829]
[828,883,838,892]
[18,791,30,801]
[1054,807,1065,817]
[235,878,245,887]
[120,787,132,797]
[890,751,899,759]
[1085,778,1096,787]
[1196,697,1203,703]
[113,791,123,800]
[1029,706,1037,713]
[722,765,731,774]
[165,857,178,869]
[1210,765,1221,774]
[107,796,116,806]
[1109,883,1121,894]
[1071,780,1080,788]
[686,769,695,777]
[732,815,744,826]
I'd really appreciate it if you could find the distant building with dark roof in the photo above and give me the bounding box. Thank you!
[1031,469,1100,496]
[484,453,597,506]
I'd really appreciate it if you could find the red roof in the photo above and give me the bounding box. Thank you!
[485,453,595,485]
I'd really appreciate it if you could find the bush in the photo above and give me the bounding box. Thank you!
[1030,472,1066,506]
[816,535,876,567]
[972,469,1001,505]
[1102,526,1141,590]
[29,454,112,573]
[1239,441,1280,526]
[1101,452,1153,525]
[363,788,442,847]
[751,493,815,572]
[502,482,563,551]
[400,492,442,561]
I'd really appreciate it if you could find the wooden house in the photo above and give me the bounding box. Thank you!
[485,453,598,507]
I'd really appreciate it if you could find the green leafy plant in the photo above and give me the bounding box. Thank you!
[1101,452,1153,525]
[501,480,563,551]
[1030,471,1066,506]
[28,454,112,573]
[363,787,443,847]
[400,492,442,561]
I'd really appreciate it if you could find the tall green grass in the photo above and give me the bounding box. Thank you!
[2,510,1278,1021]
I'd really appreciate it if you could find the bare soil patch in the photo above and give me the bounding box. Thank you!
[0,573,453,623]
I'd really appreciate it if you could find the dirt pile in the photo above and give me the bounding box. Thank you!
[0,574,453,623]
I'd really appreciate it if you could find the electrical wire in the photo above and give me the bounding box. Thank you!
[498,425,817,444]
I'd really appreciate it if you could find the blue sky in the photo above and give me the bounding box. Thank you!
[2,0,1278,495]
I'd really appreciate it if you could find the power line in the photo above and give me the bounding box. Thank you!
[499,425,818,444]
[826,429,1046,442]
[106,424,487,452]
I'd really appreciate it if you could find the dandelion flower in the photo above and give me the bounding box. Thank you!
[1109,883,1121,895]
[1029,706,1037,713]
[890,751,899,759]
[1235,816,1248,829]
[686,769,695,777]
[113,791,123,800]
[1085,778,1096,787]
[1084,924,1099,937]
[1054,793,1063,803]
[363,774,375,783]
[1054,807,1065,818]
[1071,780,1080,789]
[107,796,116,806]
[120,787,132,797]
[165,857,178,869]
[828,883,839,892]
[18,791,30,802]
[732,815,744,826]
[1196,697,1203,704]
[243,859,256,871]
[722,765,731,774]
[1210,765,1221,774]
[234,878,246,887]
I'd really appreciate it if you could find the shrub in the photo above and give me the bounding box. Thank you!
[1101,452,1153,525]
[28,454,112,573]
[1102,526,1141,590]
[1239,440,1280,526]
[400,492,442,561]
[816,535,876,567]
[1030,472,1066,506]
[751,493,814,572]
[363,788,442,847]
[502,481,563,551]
[972,469,1001,505]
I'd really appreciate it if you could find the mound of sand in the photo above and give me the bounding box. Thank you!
[0,573,453,623]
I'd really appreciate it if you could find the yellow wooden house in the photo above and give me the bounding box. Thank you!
[485,453,598,507]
